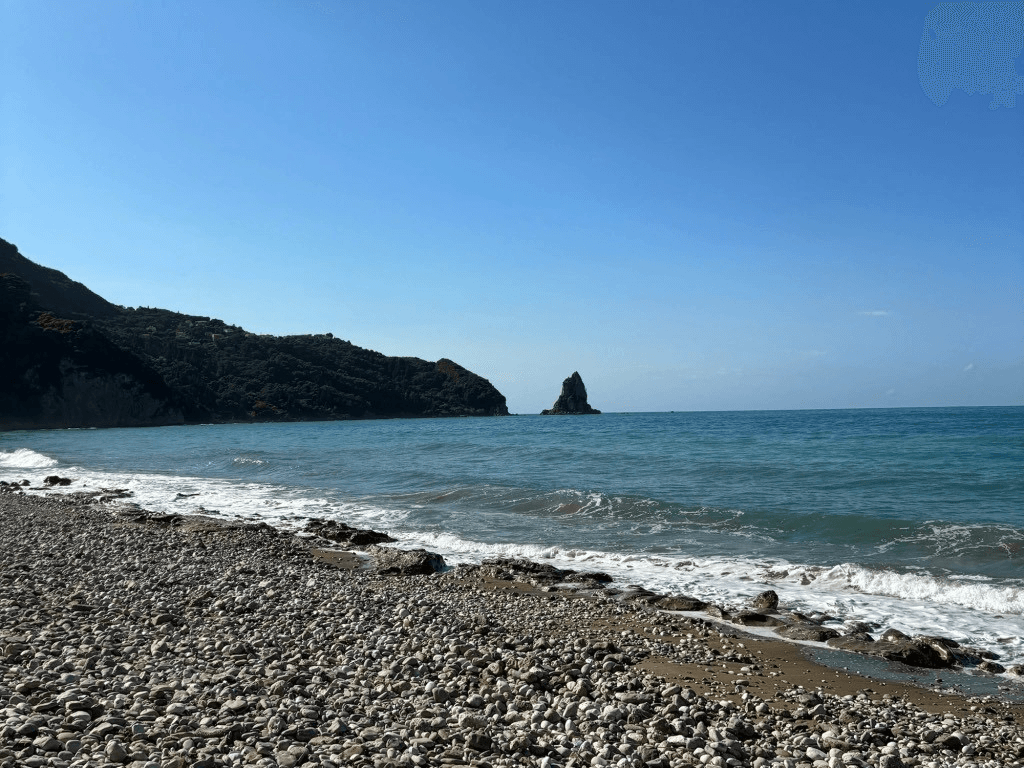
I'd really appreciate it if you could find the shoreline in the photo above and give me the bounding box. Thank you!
[5,413,1022,685]
[2,491,1024,768]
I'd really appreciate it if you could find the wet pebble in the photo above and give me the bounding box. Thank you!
[1,492,1023,768]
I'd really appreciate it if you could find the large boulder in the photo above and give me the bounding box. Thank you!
[732,611,785,627]
[777,623,841,642]
[651,595,707,611]
[541,371,601,415]
[368,546,446,576]
[452,557,611,588]
[304,518,395,546]
[750,589,779,613]
[825,634,953,668]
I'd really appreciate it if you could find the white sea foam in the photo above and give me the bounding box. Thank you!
[11,458,1024,670]
[388,527,1024,670]
[0,448,58,469]
[232,456,269,466]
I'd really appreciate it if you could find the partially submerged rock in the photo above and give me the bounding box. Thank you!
[703,604,731,620]
[649,595,707,611]
[826,634,952,668]
[304,518,395,546]
[482,556,567,582]
[732,610,785,628]
[541,371,601,415]
[777,623,841,642]
[750,589,779,613]
[452,557,611,588]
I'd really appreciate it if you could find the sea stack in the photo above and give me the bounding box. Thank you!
[541,371,601,415]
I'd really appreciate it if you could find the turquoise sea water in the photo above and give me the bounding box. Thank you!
[2,406,1022,669]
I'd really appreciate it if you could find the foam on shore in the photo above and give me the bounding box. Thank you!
[4,447,1023,677]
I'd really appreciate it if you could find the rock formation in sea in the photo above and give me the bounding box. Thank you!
[541,371,601,415]
[0,236,509,428]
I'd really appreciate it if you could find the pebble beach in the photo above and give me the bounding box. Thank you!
[2,488,1023,768]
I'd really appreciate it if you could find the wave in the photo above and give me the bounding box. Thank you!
[0,448,59,469]
[7,450,1024,667]
[828,563,1024,613]
[389,526,1024,667]
[232,455,269,466]
[392,525,1024,615]
[884,521,1024,558]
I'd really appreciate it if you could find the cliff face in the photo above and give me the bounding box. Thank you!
[0,237,509,429]
[0,274,185,430]
[94,307,509,422]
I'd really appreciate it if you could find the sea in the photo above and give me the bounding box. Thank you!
[2,407,1022,689]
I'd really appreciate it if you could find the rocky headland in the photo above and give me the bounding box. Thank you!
[541,373,601,415]
[0,274,184,430]
[2,483,1022,768]
[0,237,509,429]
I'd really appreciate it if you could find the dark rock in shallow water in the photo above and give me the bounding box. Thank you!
[650,595,707,611]
[480,557,568,582]
[880,628,911,643]
[750,589,779,613]
[564,570,613,584]
[454,557,610,588]
[703,604,731,620]
[826,634,953,668]
[732,610,785,627]
[541,371,601,415]
[777,623,841,642]
[621,585,659,601]
[305,518,395,546]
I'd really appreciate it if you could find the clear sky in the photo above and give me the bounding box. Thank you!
[2,0,1021,413]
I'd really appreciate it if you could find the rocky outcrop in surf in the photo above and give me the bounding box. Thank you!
[541,371,601,415]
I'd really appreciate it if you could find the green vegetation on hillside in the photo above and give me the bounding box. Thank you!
[1,237,508,428]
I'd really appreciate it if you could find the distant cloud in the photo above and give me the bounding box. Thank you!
[964,362,974,371]
[858,310,890,316]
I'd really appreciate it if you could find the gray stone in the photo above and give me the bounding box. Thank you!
[732,611,784,627]
[106,741,129,763]
[651,595,707,611]
[777,624,840,642]
[750,590,779,613]
[465,731,491,751]
[369,545,446,575]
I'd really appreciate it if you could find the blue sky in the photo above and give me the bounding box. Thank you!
[2,0,1021,413]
